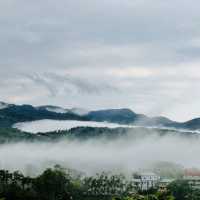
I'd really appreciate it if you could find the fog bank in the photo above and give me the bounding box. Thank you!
[13,120,130,133]
[0,132,199,176]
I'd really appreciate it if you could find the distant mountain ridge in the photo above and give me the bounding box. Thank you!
[38,105,89,116]
[0,102,200,131]
[85,108,176,126]
[0,102,87,128]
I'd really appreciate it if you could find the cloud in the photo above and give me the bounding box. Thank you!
[0,132,200,176]
[13,120,130,133]
[0,0,200,120]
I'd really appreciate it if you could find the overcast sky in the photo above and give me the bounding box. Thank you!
[1,0,200,121]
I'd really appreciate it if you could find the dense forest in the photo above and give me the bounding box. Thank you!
[0,166,200,200]
[0,126,197,144]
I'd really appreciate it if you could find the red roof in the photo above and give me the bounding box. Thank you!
[185,169,200,177]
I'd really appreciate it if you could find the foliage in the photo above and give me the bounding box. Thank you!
[167,180,193,200]
[1,167,200,200]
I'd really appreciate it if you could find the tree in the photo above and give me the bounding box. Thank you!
[167,180,192,200]
[156,191,175,200]
[34,168,72,200]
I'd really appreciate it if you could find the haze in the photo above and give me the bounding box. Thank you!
[0,132,199,176]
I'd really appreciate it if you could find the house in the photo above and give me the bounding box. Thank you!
[158,178,175,192]
[183,169,200,189]
[132,172,160,191]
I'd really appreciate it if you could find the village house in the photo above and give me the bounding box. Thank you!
[132,172,160,191]
[184,169,200,189]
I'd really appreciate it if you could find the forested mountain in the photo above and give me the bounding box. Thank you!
[0,103,87,128]
[1,102,200,131]
[86,108,178,127]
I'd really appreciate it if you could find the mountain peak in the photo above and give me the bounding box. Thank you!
[0,102,10,110]
[85,108,138,124]
[1,102,200,131]
[37,105,69,114]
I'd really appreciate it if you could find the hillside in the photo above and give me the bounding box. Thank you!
[0,126,198,144]
[0,103,87,128]
[1,102,200,131]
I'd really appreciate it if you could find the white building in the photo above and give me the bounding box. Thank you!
[132,172,160,191]
[184,169,200,189]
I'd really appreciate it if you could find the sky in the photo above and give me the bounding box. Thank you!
[0,0,200,121]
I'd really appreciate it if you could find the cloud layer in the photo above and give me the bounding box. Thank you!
[13,120,130,133]
[1,0,200,121]
[0,132,199,176]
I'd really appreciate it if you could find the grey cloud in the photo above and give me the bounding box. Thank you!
[0,0,200,120]
[23,72,119,96]
[0,0,200,71]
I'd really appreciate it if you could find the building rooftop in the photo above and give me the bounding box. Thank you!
[184,169,200,177]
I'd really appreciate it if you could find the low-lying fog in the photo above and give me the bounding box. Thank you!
[0,131,200,176]
[14,119,200,135]
[13,120,130,133]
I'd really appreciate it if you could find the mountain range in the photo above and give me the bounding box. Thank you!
[0,101,200,131]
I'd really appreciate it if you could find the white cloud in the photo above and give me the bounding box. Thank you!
[13,120,130,134]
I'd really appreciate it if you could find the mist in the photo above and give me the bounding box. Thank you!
[13,120,130,133]
[0,130,199,176]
